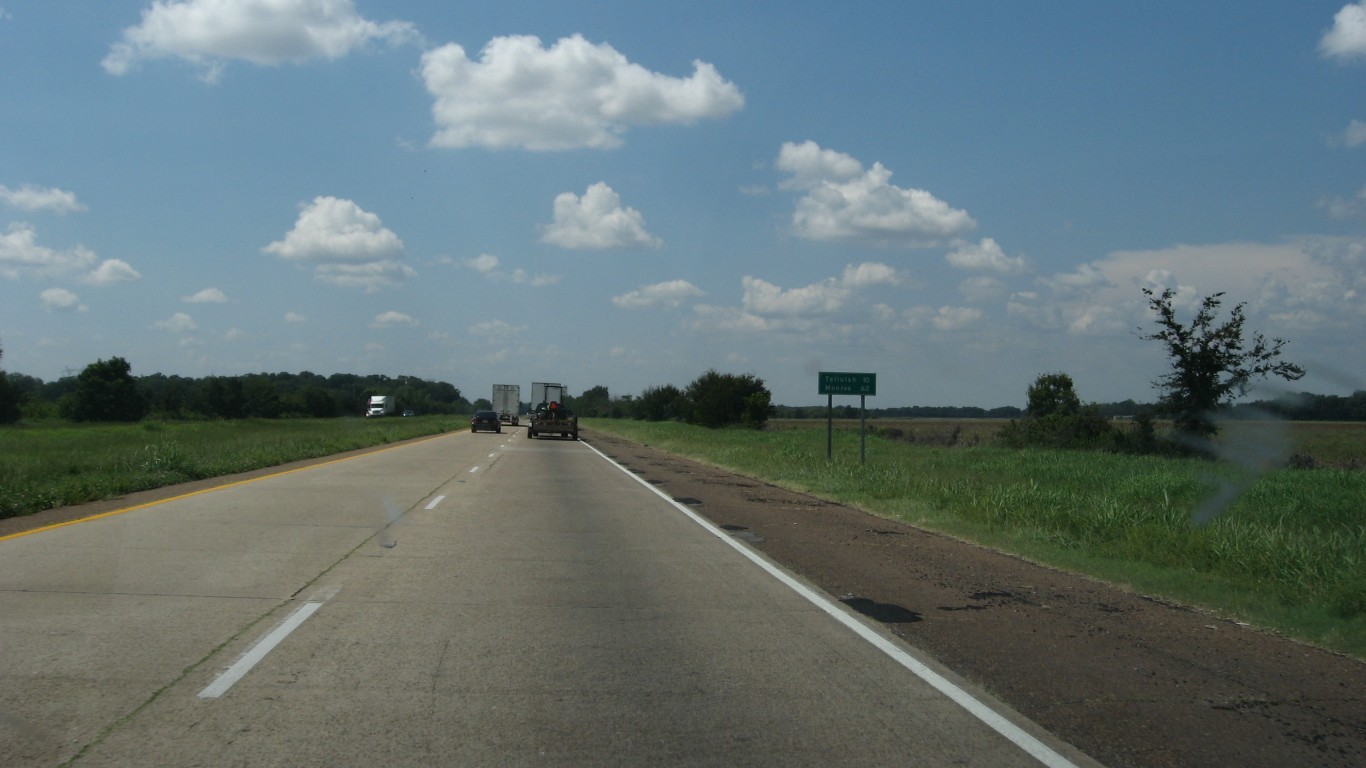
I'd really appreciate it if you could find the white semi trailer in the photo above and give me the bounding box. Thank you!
[492,384,520,426]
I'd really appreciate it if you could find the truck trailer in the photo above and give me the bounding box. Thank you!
[491,384,520,426]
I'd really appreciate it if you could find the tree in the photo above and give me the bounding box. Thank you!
[1141,288,1305,439]
[682,370,772,428]
[1001,372,1116,450]
[1026,372,1081,418]
[0,343,22,424]
[635,384,685,421]
[59,356,147,422]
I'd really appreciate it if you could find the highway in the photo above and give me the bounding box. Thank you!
[0,427,1099,767]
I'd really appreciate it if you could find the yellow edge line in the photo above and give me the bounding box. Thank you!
[0,432,455,544]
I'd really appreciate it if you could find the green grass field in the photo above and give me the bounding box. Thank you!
[0,416,467,520]
[585,418,1366,658]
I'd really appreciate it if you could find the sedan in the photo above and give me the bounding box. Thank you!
[470,410,501,433]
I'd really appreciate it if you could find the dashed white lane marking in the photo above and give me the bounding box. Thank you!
[581,439,1087,768]
[199,596,329,699]
[424,495,446,510]
[469,466,480,474]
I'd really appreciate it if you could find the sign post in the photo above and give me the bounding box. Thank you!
[818,372,876,463]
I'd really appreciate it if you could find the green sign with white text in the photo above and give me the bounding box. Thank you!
[818,371,876,396]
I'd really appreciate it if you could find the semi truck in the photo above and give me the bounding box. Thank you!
[365,395,395,417]
[491,383,520,426]
[527,382,577,440]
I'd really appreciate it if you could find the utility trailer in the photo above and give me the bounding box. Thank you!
[527,382,577,440]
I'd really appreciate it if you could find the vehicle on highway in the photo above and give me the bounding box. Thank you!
[527,400,578,440]
[401,409,415,417]
[469,410,501,433]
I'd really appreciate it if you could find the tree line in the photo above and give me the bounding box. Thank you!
[0,357,471,422]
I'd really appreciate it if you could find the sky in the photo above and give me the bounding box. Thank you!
[2,1,1365,409]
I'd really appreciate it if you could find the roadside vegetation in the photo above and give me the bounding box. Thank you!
[0,416,465,520]
[584,417,1366,658]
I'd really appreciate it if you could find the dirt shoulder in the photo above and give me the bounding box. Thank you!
[7,428,1363,766]
[583,429,1365,768]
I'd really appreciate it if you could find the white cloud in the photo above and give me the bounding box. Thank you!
[0,223,98,280]
[612,279,704,309]
[0,184,86,214]
[742,262,899,316]
[82,259,142,286]
[776,141,976,245]
[103,0,419,81]
[284,311,306,323]
[459,253,558,285]
[183,287,228,303]
[469,319,526,340]
[370,310,418,328]
[1019,239,1366,338]
[154,312,197,333]
[462,253,500,273]
[263,196,411,291]
[1319,184,1366,219]
[960,275,1007,302]
[930,306,982,331]
[541,182,662,249]
[688,304,773,333]
[420,34,743,150]
[946,238,1026,274]
[1343,119,1366,147]
[40,288,86,313]
[1322,2,1366,61]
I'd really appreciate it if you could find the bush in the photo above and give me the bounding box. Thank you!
[681,370,772,429]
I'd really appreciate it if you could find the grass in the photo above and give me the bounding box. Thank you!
[0,416,468,520]
[584,418,1366,658]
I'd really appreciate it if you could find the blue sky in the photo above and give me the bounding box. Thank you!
[2,1,1364,408]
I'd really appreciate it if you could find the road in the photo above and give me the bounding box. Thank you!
[1,427,1099,767]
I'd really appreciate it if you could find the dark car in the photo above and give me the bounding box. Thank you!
[470,409,501,433]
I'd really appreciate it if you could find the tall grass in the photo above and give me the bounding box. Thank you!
[0,417,466,519]
[586,419,1366,656]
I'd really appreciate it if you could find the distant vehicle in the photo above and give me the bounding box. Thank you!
[401,409,415,417]
[491,384,520,426]
[470,410,501,433]
[527,382,577,440]
[366,395,395,417]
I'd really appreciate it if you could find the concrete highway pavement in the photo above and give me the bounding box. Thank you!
[1,427,1100,766]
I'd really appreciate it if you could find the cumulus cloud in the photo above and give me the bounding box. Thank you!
[1319,184,1366,219]
[420,33,743,150]
[183,287,228,303]
[457,253,558,285]
[1,222,139,288]
[1017,239,1366,338]
[1342,119,1366,147]
[612,279,704,309]
[946,238,1026,274]
[742,262,899,316]
[0,184,86,214]
[40,288,86,313]
[469,319,527,340]
[284,311,306,323]
[541,182,662,249]
[263,196,411,291]
[102,0,419,81]
[82,258,142,285]
[371,310,418,328]
[776,141,976,245]
[1322,2,1366,61]
[154,312,197,333]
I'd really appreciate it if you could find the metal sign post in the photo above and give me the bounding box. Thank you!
[818,372,876,464]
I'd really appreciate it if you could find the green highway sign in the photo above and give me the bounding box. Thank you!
[818,371,876,396]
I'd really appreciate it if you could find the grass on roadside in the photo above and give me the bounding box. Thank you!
[0,416,467,520]
[585,419,1366,658]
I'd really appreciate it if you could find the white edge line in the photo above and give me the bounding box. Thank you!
[581,439,1085,768]
[425,495,446,510]
[198,599,325,700]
